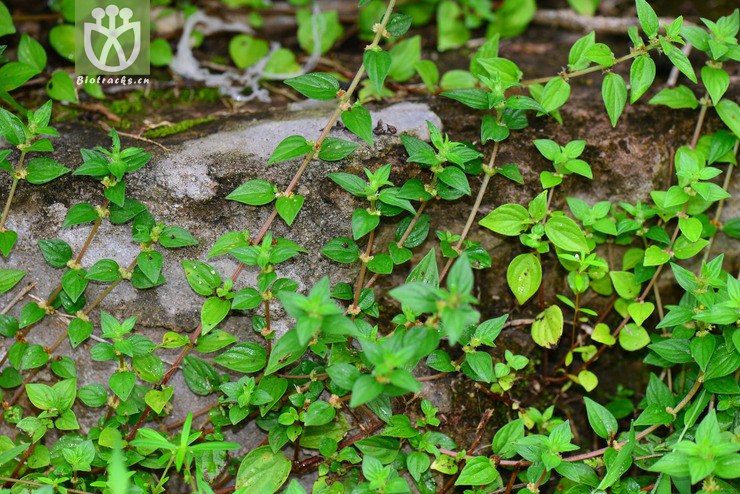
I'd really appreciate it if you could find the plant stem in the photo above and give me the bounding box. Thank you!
[701,140,737,265]
[84,258,138,315]
[154,455,175,492]
[126,0,399,442]
[521,43,658,86]
[690,96,709,149]
[0,151,25,232]
[439,141,501,281]
[350,229,375,318]
[46,198,111,305]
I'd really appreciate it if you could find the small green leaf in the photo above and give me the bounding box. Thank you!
[235,446,291,493]
[25,157,70,184]
[229,35,269,69]
[46,70,78,103]
[602,72,627,127]
[351,208,380,240]
[318,137,359,161]
[285,72,339,100]
[0,230,17,257]
[635,0,659,37]
[540,77,571,113]
[545,215,589,252]
[507,253,541,305]
[628,301,654,326]
[363,49,391,90]
[275,194,304,226]
[200,296,232,335]
[268,135,312,165]
[226,179,276,206]
[456,457,499,486]
[531,305,563,348]
[38,239,73,268]
[584,397,618,439]
[479,204,530,236]
[341,104,373,145]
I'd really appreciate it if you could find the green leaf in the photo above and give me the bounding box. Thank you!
[545,215,589,252]
[303,401,336,426]
[644,245,671,266]
[285,72,339,100]
[18,34,46,72]
[701,66,729,106]
[441,89,491,110]
[0,268,23,295]
[491,419,524,459]
[507,253,541,305]
[649,85,699,109]
[182,260,221,296]
[602,72,628,126]
[455,456,499,486]
[296,10,343,55]
[619,323,650,351]
[150,38,173,67]
[109,371,136,401]
[322,237,360,263]
[46,70,78,103]
[628,301,654,326]
[597,425,635,490]
[438,166,470,195]
[388,36,421,82]
[68,318,94,348]
[479,204,530,236]
[78,384,107,407]
[229,35,269,69]
[86,259,121,283]
[235,446,291,493]
[540,77,571,113]
[0,1,15,37]
[159,226,198,248]
[268,135,312,165]
[341,104,373,145]
[531,305,563,348]
[64,203,98,228]
[25,157,70,184]
[584,397,618,439]
[363,49,391,90]
[609,271,641,299]
[49,25,74,62]
[275,194,304,226]
[226,179,276,206]
[61,269,87,302]
[208,231,250,258]
[414,60,439,91]
[664,42,697,83]
[201,296,232,334]
[38,239,72,268]
[716,99,740,139]
[350,374,384,407]
[352,208,380,240]
[145,386,174,414]
[0,230,17,257]
[214,342,266,373]
[318,137,359,161]
[636,0,659,37]
[26,383,54,411]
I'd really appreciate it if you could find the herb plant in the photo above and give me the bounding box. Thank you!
[0,1,738,493]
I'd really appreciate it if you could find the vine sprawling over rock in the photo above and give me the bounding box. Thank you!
[0,0,738,493]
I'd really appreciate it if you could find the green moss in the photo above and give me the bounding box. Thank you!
[142,117,216,138]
